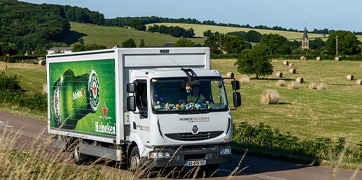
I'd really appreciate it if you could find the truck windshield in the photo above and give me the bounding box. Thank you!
[151,77,228,113]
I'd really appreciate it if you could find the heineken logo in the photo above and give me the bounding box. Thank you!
[72,88,84,100]
[88,70,100,112]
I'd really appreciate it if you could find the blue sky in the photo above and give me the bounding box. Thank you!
[22,0,361,32]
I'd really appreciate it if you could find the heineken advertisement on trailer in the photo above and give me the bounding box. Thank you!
[49,59,116,137]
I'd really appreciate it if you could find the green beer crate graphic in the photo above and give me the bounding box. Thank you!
[49,59,116,137]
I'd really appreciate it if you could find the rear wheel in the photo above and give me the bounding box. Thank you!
[73,145,89,165]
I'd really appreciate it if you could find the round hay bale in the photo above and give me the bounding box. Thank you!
[316,56,321,61]
[300,56,307,61]
[0,62,6,70]
[276,80,285,86]
[288,81,300,89]
[346,74,354,80]
[289,63,295,69]
[275,72,283,78]
[309,83,317,89]
[261,89,280,104]
[335,56,340,61]
[356,79,362,85]
[38,60,46,65]
[296,77,304,83]
[225,72,234,79]
[283,60,289,65]
[317,83,327,90]
[289,68,296,74]
[42,84,47,94]
[239,76,250,84]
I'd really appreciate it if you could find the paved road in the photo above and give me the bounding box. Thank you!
[0,111,361,179]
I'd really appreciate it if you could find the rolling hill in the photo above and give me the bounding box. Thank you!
[66,22,362,48]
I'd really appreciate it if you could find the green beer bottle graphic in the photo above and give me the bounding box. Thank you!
[73,70,100,121]
[53,69,100,129]
[53,69,75,128]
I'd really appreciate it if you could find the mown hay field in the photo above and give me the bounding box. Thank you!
[214,59,362,145]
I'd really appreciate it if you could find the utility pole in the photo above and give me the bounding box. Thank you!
[336,35,338,57]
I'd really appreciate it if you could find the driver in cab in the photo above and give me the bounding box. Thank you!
[187,86,209,104]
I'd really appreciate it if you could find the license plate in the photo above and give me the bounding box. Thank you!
[185,160,206,166]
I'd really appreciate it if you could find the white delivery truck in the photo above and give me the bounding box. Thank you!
[47,47,241,175]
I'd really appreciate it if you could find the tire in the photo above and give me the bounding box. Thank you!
[129,146,151,178]
[129,146,141,172]
[73,145,89,165]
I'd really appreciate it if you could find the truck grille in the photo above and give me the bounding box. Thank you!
[165,131,223,141]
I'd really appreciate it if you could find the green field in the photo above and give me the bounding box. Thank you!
[67,22,202,48]
[216,59,362,145]
[1,59,361,146]
[67,22,362,48]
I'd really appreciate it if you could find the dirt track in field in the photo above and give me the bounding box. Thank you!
[0,61,46,70]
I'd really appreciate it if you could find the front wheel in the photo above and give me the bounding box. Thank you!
[129,146,140,172]
[129,146,150,178]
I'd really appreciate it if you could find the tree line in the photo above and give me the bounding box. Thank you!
[0,0,103,55]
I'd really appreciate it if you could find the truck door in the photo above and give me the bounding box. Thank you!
[130,80,150,146]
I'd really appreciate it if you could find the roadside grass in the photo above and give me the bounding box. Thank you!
[0,127,241,179]
[0,126,359,178]
[0,127,135,179]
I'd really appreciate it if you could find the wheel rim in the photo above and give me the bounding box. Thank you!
[130,153,140,171]
[74,146,80,161]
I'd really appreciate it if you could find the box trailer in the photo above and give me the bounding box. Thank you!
[47,47,241,176]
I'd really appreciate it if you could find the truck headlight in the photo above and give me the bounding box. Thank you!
[220,147,232,155]
[149,151,171,159]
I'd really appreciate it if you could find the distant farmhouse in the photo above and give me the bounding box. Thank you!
[47,47,72,55]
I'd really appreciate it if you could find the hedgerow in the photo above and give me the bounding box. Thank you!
[232,121,362,167]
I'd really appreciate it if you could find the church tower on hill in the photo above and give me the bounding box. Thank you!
[301,26,309,50]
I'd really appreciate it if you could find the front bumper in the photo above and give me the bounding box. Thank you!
[145,144,232,168]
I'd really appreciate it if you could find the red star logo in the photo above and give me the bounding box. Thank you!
[92,81,97,97]
[102,103,108,117]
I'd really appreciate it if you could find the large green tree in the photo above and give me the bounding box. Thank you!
[260,33,291,55]
[72,43,106,52]
[175,38,193,47]
[234,44,273,79]
[326,31,360,55]
[223,35,251,53]
[122,39,137,48]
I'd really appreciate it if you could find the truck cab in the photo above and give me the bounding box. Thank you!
[127,67,241,174]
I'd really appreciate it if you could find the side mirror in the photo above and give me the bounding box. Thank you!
[127,83,136,93]
[233,92,242,107]
[231,80,240,90]
[127,96,136,111]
